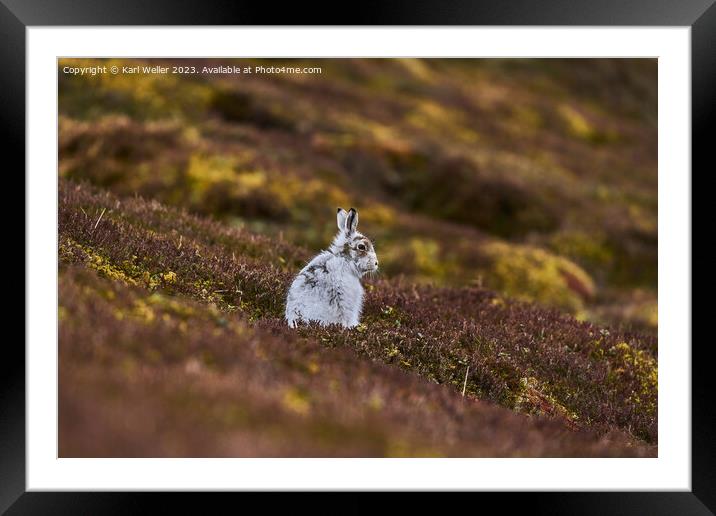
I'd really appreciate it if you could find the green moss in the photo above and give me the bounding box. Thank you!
[483,242,595,312]
[559,104,618,144]
[146,292,196,319]
[607,341,658,414]
[513,376,580,425]
[409,238,446,280]
[61,238,211,309]
[282,388,311,415]
[549,230,614,270]
[59,58,213,120]
[61,238,139,286]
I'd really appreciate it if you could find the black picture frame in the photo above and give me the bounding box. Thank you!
[5,0,708,512]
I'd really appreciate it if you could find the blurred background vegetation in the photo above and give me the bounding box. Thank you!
[59,58,657,333]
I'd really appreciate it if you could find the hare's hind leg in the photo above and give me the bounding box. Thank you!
[342,311,360,328]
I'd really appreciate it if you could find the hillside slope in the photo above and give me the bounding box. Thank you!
[58,58,658,332]
[59,179,657,456]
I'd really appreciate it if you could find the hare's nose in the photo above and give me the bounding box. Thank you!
[375,260,379,266]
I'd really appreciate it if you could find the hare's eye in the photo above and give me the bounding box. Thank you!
[357,243,366,251]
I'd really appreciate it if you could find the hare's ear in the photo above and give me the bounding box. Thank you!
[346,208,359,234]
[336,208,348,232]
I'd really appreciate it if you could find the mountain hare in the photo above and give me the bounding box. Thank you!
[285,208,379,328]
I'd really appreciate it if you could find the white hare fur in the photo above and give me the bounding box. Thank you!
[285,208,378,328]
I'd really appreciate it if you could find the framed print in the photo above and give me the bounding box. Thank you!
[6,0,709,512]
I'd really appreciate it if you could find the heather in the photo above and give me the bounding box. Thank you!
[59,180,657,454]
[58,58,657,331]
[58,58,657,456]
